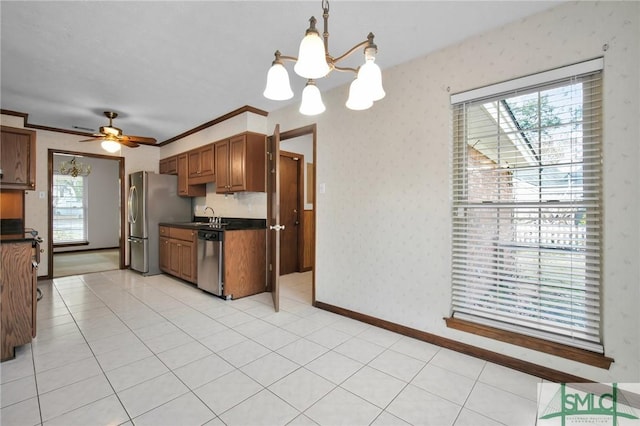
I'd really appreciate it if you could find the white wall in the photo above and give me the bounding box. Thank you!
[267,1,640,383]
[0,114,160,276]
[53,154,120,252]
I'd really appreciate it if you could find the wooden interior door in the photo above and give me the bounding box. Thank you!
[266,125,281,311]
[279,152,301,275]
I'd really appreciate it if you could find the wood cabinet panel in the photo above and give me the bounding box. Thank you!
[214,141,230,192]
[159,226,197,284]
[159,236,170,271]
[1,241,36,361]
[0,126,36,190]
[223,229,266,299]
[159,156,178,175]
[215,133,266,194]
[178,153,205,197]
[188,144,215,185]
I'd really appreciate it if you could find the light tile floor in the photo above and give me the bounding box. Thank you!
[1,270,543,425]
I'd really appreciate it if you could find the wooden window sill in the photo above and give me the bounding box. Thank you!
[445,317,614,370]
[53,241,89,248]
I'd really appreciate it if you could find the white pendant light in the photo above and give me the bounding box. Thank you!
[101,140,121,153]
[299,80,326,116]
[294,17,330,79]
[264,52,294,100]
[346,77,373,111]
[357,57,385,101]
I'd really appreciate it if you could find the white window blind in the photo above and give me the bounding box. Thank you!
[450,59,603,353]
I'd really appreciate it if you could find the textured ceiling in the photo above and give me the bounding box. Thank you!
[1,1,561,144]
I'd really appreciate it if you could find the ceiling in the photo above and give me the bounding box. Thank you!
[1,1,562,145]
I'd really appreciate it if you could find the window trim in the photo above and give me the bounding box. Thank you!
[450,58,603,104]
[445,317,613,370]
[448,59,607,366]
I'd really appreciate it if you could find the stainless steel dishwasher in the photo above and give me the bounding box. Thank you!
[197,229,224,297]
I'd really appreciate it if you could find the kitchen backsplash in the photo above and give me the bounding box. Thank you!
[192,183,267,219]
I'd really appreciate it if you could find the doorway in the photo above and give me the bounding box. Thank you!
[268,124,316,310]
[47,149,126,279]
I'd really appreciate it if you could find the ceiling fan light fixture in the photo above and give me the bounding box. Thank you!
[101,140,121,153]
[101,126,122,137]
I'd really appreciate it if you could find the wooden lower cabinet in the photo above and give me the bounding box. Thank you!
[1,240,37,361]
[223,229,266,299]
[159,226,197,284]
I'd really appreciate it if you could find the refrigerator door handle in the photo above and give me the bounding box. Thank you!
[128,185,138,224]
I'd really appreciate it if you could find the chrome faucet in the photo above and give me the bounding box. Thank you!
[204,206,215,223]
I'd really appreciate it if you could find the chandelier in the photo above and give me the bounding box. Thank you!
[263,0,385,115]
[58,157,91,178]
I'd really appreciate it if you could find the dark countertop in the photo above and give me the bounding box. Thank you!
[0,234,40,244]
[160,217,266,231]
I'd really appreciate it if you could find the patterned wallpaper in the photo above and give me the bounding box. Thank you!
[267,1,640,383]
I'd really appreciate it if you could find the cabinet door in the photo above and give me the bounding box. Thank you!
[199,145,215,177]
[159,156,177,175]
[215,141,230,193]
[177,154,189,196]
[0,126,36,190]
[1,242,34,361]
[159,237,170,272]
[188,150,201,179]
[179,241,196,282]
[169,240,182,276]
[229,135,247,192]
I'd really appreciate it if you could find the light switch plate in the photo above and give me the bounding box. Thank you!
[39,191,46,199]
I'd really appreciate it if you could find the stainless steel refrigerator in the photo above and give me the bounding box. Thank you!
[128,171,191,275]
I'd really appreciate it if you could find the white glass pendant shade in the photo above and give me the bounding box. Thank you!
[264,63,294,100]
[346,77,373,111]
[294,30,330,79]
[299,81,325,116]
[101,140,121,153]
[357,58,385,101]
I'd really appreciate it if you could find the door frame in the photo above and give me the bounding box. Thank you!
[277,124,317,306]
[47,149,126,279]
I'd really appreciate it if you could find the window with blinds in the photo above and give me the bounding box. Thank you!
[450,59,603,353]
[53,174,88,244]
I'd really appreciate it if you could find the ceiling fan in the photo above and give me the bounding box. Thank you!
[79,111,156,149]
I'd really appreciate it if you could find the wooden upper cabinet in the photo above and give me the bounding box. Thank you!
[177,153,205,197]
[214,139,230,192]
[187,143,215,185]
[0,126,36,190]
[215,133,266,194]
[159,155,178,175]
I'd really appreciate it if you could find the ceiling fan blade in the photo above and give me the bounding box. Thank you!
[118,139,140,148]
[78,137,105,142]
[120,135,157,145]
